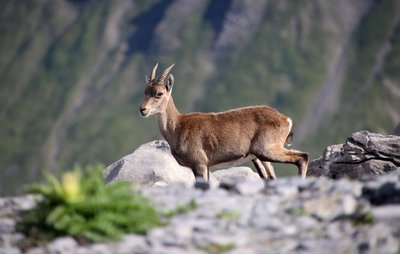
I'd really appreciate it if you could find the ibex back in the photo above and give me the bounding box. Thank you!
[139,63,309,181]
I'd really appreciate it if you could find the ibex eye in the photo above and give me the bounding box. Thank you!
[156,92,163,97]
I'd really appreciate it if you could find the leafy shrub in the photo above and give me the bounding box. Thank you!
[19,165,162,243]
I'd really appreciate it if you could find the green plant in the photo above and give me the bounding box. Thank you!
[352,211,374,226]
[216,210,241,220]
[19,165,162,243]
[163,200,197,218]
[199,242,236,254]
[290,207,307,216]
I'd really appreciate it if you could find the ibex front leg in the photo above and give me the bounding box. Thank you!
[193,164,209,181]
[262,161,277,180]
[252,159,276,180]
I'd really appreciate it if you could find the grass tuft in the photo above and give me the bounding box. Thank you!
[163,200,197,218]
[199,242,236,254]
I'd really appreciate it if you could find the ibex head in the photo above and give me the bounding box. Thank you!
[139,63,175,117]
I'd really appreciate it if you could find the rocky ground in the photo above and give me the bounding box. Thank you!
[1,169,400,254]
[1,131,399,253]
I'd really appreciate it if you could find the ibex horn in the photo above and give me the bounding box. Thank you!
[158,63,175,83]
[150,63,159,81]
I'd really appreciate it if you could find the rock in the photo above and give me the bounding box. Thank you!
[104,140,196,187]
[212,167,259,182]
[308,131,400,179]
[372,205,400,221]
[264,177,301,198]
[216,168,262,194]
[0,218,15,234]
[350,131,400,163]
[325,221,355,239]
[361,169,400,205]
[329,160,397,179]
[0,233,25,247]
[302,194,358,221]
[355,223,400,254]
[84,244,111,254]
[194,178,210,191]
[141,182,202,211]
[26,247,45,254]
[46,237,78,254]
[234,178,265,195]
[0,247,21,254]
[0,195,36,217]
[300,239,357,254]
[4,156,400,254]
[114,234,149,253]
[104,141,260,189]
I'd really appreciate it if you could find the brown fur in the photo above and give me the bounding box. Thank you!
[139,64,309,180]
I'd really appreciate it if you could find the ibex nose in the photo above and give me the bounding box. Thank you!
[139,107,147,116]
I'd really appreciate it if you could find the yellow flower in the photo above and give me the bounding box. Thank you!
[61,172,82,203]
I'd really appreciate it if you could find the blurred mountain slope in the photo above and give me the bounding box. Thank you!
[0,0,399,194]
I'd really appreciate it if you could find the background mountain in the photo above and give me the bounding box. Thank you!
[1,0,399,195]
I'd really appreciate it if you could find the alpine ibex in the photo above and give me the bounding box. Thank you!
[139,63,309,181]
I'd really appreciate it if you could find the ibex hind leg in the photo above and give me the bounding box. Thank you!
[255,147,308,178]
[280,148,308,178]
[295,151,309,178]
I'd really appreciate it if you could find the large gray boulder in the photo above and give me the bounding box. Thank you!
[104,140,196,187]
[308,130,400,179]
[104,140,256,188]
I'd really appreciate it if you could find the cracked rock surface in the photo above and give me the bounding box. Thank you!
[308,130,400,179]
[1,131,399,253]
[1,170,400,254]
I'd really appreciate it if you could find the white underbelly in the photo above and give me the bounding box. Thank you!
[212,154,256,169]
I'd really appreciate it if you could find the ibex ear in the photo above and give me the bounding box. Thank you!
[165,74,174,94]
[145,75,151,85]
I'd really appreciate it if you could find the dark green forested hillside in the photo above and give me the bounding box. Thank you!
[1,0,399,195]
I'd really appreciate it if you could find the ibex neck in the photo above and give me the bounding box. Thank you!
[157,97,181,140]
